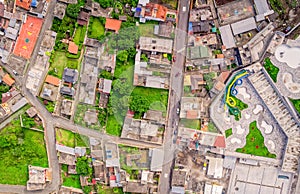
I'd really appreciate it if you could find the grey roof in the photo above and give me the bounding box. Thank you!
[62,68,78,83]
[11,97,27,112]
[150,147,164,171]
[139,37,173,54]
[171,186,185,194]
[254,0,271,15]
[154,25,159,35]
[5,27,18,40]
[75,147,86,156]
[8,18,16,28]
[60,87,75,96]
[219,25,236,49]
[230,17,257,36]
[56,144,75,155]
[103,79,112,93]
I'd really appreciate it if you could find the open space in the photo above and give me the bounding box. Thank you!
[87,16,105,40]
[56,128,89,148]
[0,118,48,185]
[138,24,157,38]
[236,121,276,158]
[61,164,81,189]
[179,119,201,130]
[13,16,43,59]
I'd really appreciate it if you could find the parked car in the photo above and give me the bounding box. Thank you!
[176,108,180,114]
[12,70,18,75]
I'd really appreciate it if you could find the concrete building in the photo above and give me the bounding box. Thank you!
[139,37,173,54]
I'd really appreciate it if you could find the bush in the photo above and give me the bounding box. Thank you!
[66,52,81,59]
[66,4,81,19]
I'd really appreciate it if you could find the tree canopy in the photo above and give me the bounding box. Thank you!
[66,4,81,19]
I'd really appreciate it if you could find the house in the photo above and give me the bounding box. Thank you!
[62,68,78,84]
[1,88,19,103]
[60,86,75,96]
[16,0,31,10]
[84,110,98,125]
[27,166,50,191]
[53,3,67,20]
[68,41,78,54]
[2,74,15,86]
[135,3,168,22]
[60,99,73,116]
[41,83,59,101]
[191,22,210,34]
[206,156,224,179]
[0,3,4,17]
[150,147,164,171]
[105,18,122,33]
[26,107,37,118]
[98,78,112,94]
[187,46,209,60]
[139,37,173,54]
[45,75,61,87]
[77,10,89,26]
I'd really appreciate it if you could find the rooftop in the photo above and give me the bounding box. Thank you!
[105,18,122,33]
[45,75,61,87]
[139,37,173,54]
[16,0,31,10]
[2,74,15,86]
[68,41,79,54]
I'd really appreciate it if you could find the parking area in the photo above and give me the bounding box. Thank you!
[228,162,293,194]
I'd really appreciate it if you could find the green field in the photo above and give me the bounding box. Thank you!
[179,119,201,130]
[73,25,86,45]
[138,24,157,38]
[61,164,81,189]
[290,99,300,115]
[264,58,279,83]
[56,128,89,147]
[225,128,232,138]
[88,16,105,40]
[48,51,80,79]
[236,121,276,158]
[0,119,48,185]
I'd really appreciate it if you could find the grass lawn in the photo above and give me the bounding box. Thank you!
[61,164,81,189]
[138,24,157,38]
[0,119,48,185]
[73,25,86,45]
[232,96,248,111]
[290,98,300,115]
[264,58,279,83]
[236,121,276,158]
[88,16,105,40]
[179,119,201,130]
[225,128,232,138]
[106,116,122,136]
[48,51,81,79]
[56,128,75,147]
[96,185,124,194]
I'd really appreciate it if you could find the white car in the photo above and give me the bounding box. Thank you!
[182,6,186,12]
[176,108,180,114]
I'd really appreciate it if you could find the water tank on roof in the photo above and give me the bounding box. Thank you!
[31,0,37,7]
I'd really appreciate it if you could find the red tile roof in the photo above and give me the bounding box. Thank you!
[45,75,61,86]
[144,3,168,21]
[16,0,31,10]
[0,3,4,17]
[218,71,230,83]
[68,41,78,54]
[214,136,226,148]
[2,74,15,86]
[105,18,122,33]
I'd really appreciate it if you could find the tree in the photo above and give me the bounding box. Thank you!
[97,0,113,9]
[117,50,128,63]
[129,96,151,113]
[76,156,92,176]
[83,186,92,194]
[66,4,81,19]
[100,70,113,80]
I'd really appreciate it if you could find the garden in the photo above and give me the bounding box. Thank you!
[61,164,81,189]
[87,16,105,40]
[0,116,48,185]
[264,57,279,83]
[236,121,276,158]
[179,119,201,130]
[0,83,10,103]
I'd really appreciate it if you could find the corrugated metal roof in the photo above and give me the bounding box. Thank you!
[231,17,256,36]
[219,25,236,49]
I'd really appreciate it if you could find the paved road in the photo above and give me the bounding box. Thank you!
[158,0,190,193]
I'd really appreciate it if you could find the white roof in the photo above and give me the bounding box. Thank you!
[231,17,257,36]
[103,79,112,93]
[206,157,224,179]
[150,147,164,171]
[106,158,120,167]
[11,97,27,112]
[204,183,223,194]
[138,0,149,6]
[56,144,75,155]
[219,25,236,49]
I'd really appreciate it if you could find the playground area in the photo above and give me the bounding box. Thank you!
[13,16,43,59]
[211,70,286,159]
[217,0,254,25]
[270,41,300,99]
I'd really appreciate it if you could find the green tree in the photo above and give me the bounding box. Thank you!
[129,96,151,113]
[66,4,81,19]
[96,0,113,9]
[117,50,128,63]
[76,156,91,176]
[99,70,113,80]
[83,186,92,194]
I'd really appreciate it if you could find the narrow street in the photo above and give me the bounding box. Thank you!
[158,0,190,193]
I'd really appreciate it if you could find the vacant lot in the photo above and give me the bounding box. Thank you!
[138,24,157,38]
[56,128,89,147]
[88,16,105,40]
[0,119,48,185]
[61,164,81,188]
[179,119,201,130]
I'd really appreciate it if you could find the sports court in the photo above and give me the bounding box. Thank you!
[13,15,43,59]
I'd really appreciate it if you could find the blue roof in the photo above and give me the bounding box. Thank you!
[188,22,193,32]
[31,0,37,7]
